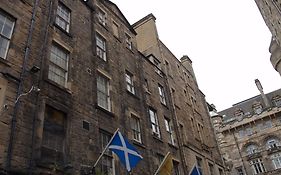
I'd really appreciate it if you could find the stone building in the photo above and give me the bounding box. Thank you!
[254,0,281,75]
[0,0,223,174]
[210,79,281,175]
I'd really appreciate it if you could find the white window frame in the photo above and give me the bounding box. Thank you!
[164,118,176,145]
[97,8,106,26]
[267,138,280,149]
[97,74,111,111]
[48,44,69,87]
[250,159,266,174]
[271,153,281,170]
[158,84,166,105]
[100,131,115,175]
[96,33,107,61]
[125,72,135,94]
[149,108,160,138]
[55,3,70,32]
[125,33,132,50]
[0,11,15,59]
[131,114,141,143]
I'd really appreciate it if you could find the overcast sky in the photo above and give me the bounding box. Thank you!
[115,0,281,111]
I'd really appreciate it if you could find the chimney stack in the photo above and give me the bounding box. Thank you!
[255,79,270,108]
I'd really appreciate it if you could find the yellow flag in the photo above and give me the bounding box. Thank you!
[157,152,173,175]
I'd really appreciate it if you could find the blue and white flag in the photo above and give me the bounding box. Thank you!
[108,130,143,172]
[189,164,201,175]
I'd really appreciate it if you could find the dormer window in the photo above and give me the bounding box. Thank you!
[253,103,263,115]
[272,96,281,107]
[234,109,244,118]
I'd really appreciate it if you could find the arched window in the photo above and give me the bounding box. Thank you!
[267,138,280,149]
[246,144,258,155]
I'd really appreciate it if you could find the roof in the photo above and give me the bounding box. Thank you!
[218,88,281,123]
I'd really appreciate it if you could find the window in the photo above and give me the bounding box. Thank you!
[112,21,119,37]
[125,33,132,50]
[0,11,15,59]
[42,105,66,165]
[131,115,141,142]
[83,120,90,131]
[156,154,164,167]
[164,118,176,145]
[158,84,166,105]
[55,3,70,32]
[149,108,160,138]
[96,34,106,61]
[246,144,258,155]
[239,130,245,138]
[271,153,281,169]
[173,161,180,175]
[253,103,263,114]
[48,44,69,87]
[267,138,279,149]
[196,157,203,175]
[272,96,281,107]
[125,72,135,94]
[99,131,115,175]
[236,167,244,175]
[165,61,171,76]
[144,79,149,92]
[97,74,110,111]
[250,159,266,174]
[219,168,223,175]
[264,120,272,129]
[97,8,106,26]
[245,127,253,136]
[234,109,244,117]
[208,163,214,175]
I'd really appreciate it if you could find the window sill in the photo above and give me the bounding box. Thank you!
[132,140,146,149]
[0,57,11,67]
[95,104,115,117]
[45,79,72,95]
[53,23,73,38]
[168,143,178,149]
[152,134,163,142]
[126,90,140,100]
[161,102,169,109]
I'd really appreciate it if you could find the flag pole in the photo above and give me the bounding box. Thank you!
[93,128,120,168]
[153,152,171,175]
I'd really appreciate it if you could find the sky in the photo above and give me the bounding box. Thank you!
[115,0,281,111]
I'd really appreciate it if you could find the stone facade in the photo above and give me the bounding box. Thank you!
[254,0,281,75]
[211,81,281,175]
[0,0,223,174]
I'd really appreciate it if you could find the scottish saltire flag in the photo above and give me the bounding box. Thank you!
[108,130,143,172]
[189,164,201,175]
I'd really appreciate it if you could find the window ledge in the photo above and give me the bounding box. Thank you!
[53,23,73,38]
[95,104,115,117]
[0,58,11,67]
[168,143,178,149]
[132,140,146,149]
[126,90,140,100]
[45,79,72,95]
[152,134,163,142]
[161,102,169,109]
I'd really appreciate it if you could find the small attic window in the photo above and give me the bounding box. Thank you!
[234,109,244,117]
[272,95,281,107]
[252,103,263,115]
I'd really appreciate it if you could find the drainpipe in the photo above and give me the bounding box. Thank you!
[28,0,53,174]
[6,0,40,171]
